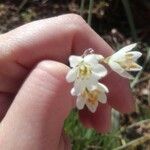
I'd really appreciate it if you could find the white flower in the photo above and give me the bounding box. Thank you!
[75,83,109,113]
[106,43,142,79]
[66,54,107,92]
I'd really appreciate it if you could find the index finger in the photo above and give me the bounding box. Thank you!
[0,14,112,67]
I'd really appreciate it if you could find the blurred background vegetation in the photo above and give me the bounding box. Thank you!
[0,0,150,149]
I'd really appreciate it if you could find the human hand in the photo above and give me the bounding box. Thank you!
[0,14,134,150]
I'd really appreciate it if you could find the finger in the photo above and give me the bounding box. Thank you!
[91,104,111,133]
[0,60,75,149]
[79,104,111,133]
[0,14,133,128]
[0,75,24,93]
[102,71,134,113]
[0,60,28,93]
[59,131,72,150]
[0,14,112,68]
[0,14,112,94]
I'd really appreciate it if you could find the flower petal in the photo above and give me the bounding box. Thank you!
[66,68,77,82]
[84,54,99,64]
[119,43,137,53]
[69,55,83,68]
[110,51,124,62]
[94,54,104,61]
[86,101,98,113]
[108,60,124,74]
[110,43,137,61]
[92,64,107,73]
[126,64,142,71]
[127,51,142,61]
[76,96,86,110]
[73,79,86,94]
[92,64,107,78]
[86,79,98,91]
[120,71,134,79]
[98,83,109,93]
[98,92,107,104]
[71,87,78,96]
[109,60,134,79]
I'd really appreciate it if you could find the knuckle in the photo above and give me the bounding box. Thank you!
[36,60,49,70]
[60,13,87,31]
[36,60,57,74]
[65,13,86,24]
[36,60,68,79]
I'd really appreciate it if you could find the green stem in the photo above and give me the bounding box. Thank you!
[88,0,94,26]
[121,0,138,41]
[80,0,85,16]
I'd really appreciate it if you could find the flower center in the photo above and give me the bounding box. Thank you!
[82,89,100,105]
[117,54,140,70]
[78,63,92,79]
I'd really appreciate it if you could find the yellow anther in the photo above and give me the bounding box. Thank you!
[82,89,100,105]
[116,53,140,70]
[78,64,92,78]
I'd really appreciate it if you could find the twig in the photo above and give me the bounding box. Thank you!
[80,0,85,16]
[18,0,29,12]
[114,135,150,150]
[88,0,94,26]
[127,119,150,128]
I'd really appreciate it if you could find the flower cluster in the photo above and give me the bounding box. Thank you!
[66,44,142,113]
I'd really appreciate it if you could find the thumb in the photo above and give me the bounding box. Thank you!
[0,60,74,150]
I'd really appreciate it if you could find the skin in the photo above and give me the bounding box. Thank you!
[0,14,134,150]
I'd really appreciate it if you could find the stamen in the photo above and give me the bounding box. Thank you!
[78,64,92,78]
[116,53,140,70]
[82,89,100,105]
